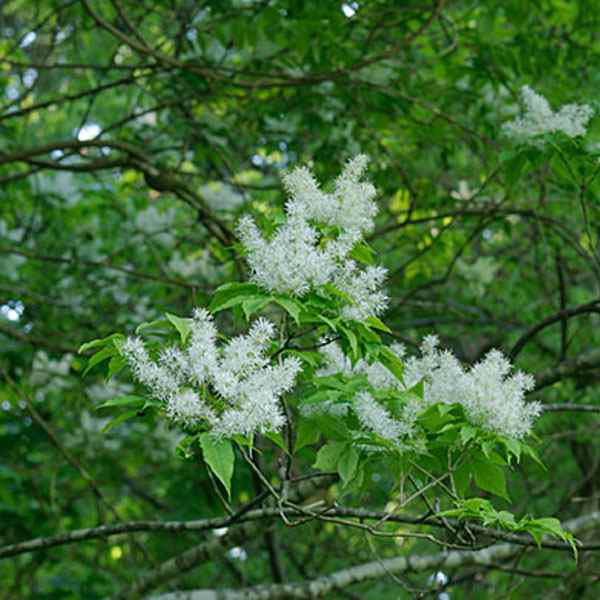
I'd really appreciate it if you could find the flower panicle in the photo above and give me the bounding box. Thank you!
[121,311,302,438]
[237,155,387,321]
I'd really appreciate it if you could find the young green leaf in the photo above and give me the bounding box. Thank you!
[364,316,392,333]
[166,313,193,344]
[349,242,375,265]
[209,282,262,312]
[313,441,347,471]
[135,318,171,335]
[101,410,139,433]
[295,419,321,451]
[96,395,146,410]
[83,346,118,376]
[337,446,360,486]
[378,346,404,382]
[241,296,270,320]
[199,433,235,500]
[471,458,509,500]
[79,333,125,355]
[272,296,303,325]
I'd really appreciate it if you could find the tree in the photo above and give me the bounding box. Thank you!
[1,1,600,598]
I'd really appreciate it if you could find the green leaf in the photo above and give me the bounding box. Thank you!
[316,314,338,330]
[418,404,455,433]
[528,517,563,536]
[303,389,341,405]
[343,463,365,493]
[364,316,392,333]
[295,419,321,451]
[272,296,302,325]
[525,518,578,559]
[521,443,546,470]
[453,460,471,497]
[411,380,425,399]
[107,354,127,380]
[135,318,171,335]
[378,346,404,382]
[501,437,522,464]
[350,242,375,265]
[265,431,290,455]
[462,497,494,513]
[312,375,350,392]
[385,390,417,421]
[460,425,477,446]
[101,410,139,433]
[79,333,124,354]
[340,325,358,358]
[481,440,496,459]
[83,346,117,376]
[209,282,262,312]
[166,313,193,344]
[353,322,381,343]
[323,283,355,305]
[471,458,509,500]
[175,434,198,460]
[96,395,146,410]
[283,349,321,368]
[504,152,528,188]
[337,446,360,486]
[199,433,235,499]
[241,296,270,320]
[313,441,347,471]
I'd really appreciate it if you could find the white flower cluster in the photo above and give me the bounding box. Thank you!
[237,155,388,321]
[503,85,593,141]
[403,335,540,440]
[312,342,421,444]
[122,309,302,438]
[30,350,74,400]
[200,182,245,212]
[168,249,224,283]
[134,205,177,246]
[313,336,540,442]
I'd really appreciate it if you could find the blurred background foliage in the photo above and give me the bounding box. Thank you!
[1,0,600,598]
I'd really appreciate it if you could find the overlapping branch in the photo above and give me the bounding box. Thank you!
[146,512,600,600]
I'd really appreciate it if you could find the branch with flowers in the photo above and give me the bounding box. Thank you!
[78,149,597,597]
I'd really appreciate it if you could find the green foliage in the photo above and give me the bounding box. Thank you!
[198,434,235,500]
[2,0,600,597]
[438,499,579,559]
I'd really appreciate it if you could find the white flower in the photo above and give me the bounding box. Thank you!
[121,311,302,438]
[237,156,388,321]
[404,337,540,439]
[316,341,354,377]
[122,337,177,400]
[166,389,216,426]
[315,341,418,443]
[315,336,540,442]
[282,155,377,233]
[334,262,388,321]
[503,85,593,141]
[354,392,407,441]
[238,214,336,296]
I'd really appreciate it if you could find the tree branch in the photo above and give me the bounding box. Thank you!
[146,511,600,600]
[510,299,600,360]
[534,348,600,391]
